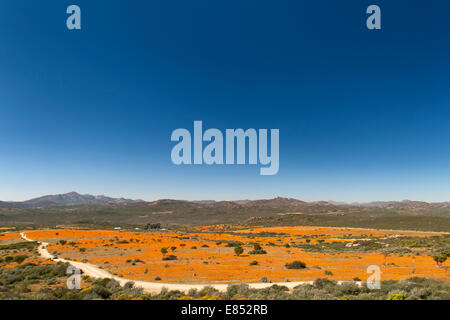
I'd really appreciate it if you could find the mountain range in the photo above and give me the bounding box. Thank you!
[3,192,138,208]
[2,192,450,210]
[1,193,449,231]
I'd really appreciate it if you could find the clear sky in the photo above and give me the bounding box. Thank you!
[1,1,450,202]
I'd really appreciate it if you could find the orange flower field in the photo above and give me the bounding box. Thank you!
[0,232,56,269]
[0,232,22,242]
[23,226,450,284]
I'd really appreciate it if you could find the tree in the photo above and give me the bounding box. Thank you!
[234,246,244,256]
[161,247,168,255]
[433,254,447,267]
[249,243,267,255]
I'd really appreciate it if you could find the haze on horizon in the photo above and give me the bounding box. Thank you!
[3,191,450,206]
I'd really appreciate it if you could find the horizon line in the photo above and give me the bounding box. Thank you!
[2,191,450,205]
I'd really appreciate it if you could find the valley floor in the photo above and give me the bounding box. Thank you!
[13,225,449,286]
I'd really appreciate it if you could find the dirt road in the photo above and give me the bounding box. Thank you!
[20,232,360,294]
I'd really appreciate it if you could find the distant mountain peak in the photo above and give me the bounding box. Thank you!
[7,192,138,208]
[2,193,450,211]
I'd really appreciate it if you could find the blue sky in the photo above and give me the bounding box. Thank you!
[1,1,450,202]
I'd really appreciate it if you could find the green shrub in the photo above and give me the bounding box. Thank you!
[13,255,27,264]
[234,246,244,256]
[0,242,37,251]
[249,244,267,255]
[313,278,337,289]
[433,254,447,266]
[285,261,306,269]
[162,255,177,261]
[225,241,243,247]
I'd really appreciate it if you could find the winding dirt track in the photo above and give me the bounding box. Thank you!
[20,232,361,294]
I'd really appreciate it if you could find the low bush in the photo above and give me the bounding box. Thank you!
[162,255,177,261]
[285,261,306,269]
[249,244,267,255]
[234,246,244,256]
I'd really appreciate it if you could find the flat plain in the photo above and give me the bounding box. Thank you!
[10,225,448,284]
